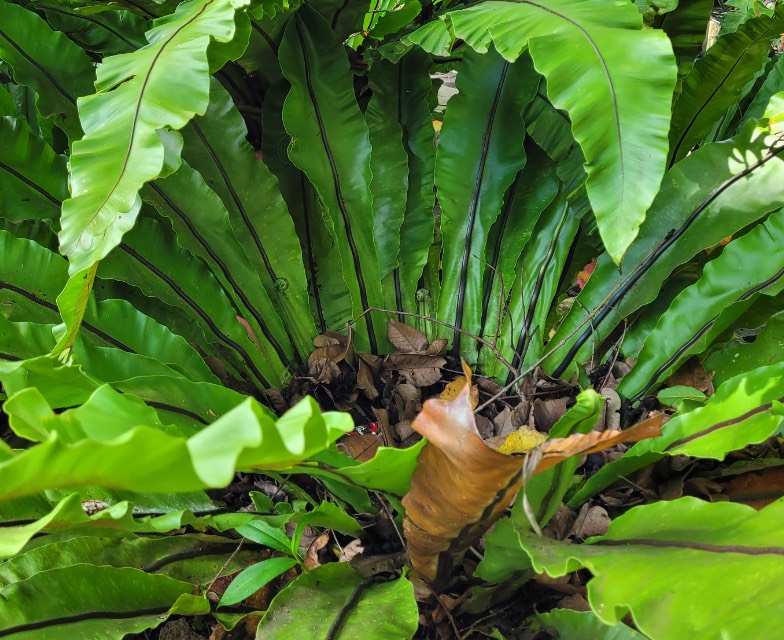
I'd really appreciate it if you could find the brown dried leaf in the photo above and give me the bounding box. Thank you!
[533,414,665,475]
[533,397,569,431]
[357,358,379,400]
[388,320,429,353]
[339,539,364,563]
[666,356,714,396]
[721,466,784,509]
[304,531,330,570]
[339,433,381,462]
[425,338,448,355]
[386,354,446,387]
[402,375,526,589]
[313,332,344,348]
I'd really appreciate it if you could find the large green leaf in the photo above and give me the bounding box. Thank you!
[0,116,67,222]
[0,564,206,639]
[435,47,538,356]
[260,80,346,333]
[519,497,784,640]
[0,1,95,139]
[704,312,784,387]
[654,0,714,96]
[669,5,784,164]
[0,390,351,502]
[478,141,559,374]
[619,208,784,400]
[366,58,410,280]
[571,360,784,504]
[389,48,437,318]
[497,191,578,379]
[38,2,150,55]
[142,161,298,370]
[404,0,677,262]
[98,215,283,386]
[546,110,784,378]
[181,78,315,358]
[59,0,243,275]
[279,5,384,352]
[256,563,418,638]
[0,532,246,588]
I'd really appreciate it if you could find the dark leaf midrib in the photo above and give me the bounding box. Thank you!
[294,18,376,351]
[551,137,784,378]
[0,25,75,106]
[0,281,132,352]
[118,243,269,387]
[0,606,173,638]
[453,60,510,355]
[0,159,62,207]
[147,183,290,364]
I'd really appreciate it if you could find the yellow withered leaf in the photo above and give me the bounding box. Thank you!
[497,426,548,455]
[440,375,479,409]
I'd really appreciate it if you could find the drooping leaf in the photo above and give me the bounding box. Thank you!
[403,0,677,262]
[618,208,784,400]
[181,78,315,358]
[519,497,784,640]
[435,47,538,356]
[59,0,243,275]
[546,111,784,379]
[279,5,384,352]
[669,5,784,165]
[571,360,784,504]
[0,1,95,139]
[256,563,418,638]
[0,115,67,222]
[0,393,352,503]
[0,565,207,638]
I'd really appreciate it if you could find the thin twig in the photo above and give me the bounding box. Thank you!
[374,491,406,550]
[206,538,245,595]
[435,593,462,640]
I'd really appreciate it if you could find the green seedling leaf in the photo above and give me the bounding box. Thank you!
[656,385,707,408]
[520,497,784,640]
[572,360,784,504]
[256,563,418,638]
[218,556,298,607]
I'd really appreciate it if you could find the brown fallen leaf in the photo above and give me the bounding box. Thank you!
[338,433,382,462]
[425,338,448,355]
[666,356,714,397]
[339,539,364,563]
[402,364,663,590]
[721,466,784,509]
[356,358,379,400]
[388,320,429,353]
[385,354,446,387]
[304,531,330,570]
